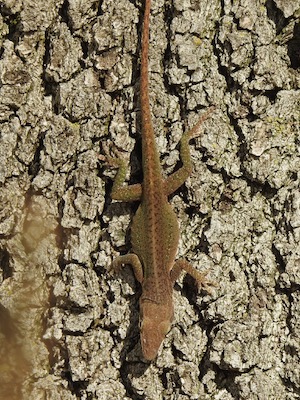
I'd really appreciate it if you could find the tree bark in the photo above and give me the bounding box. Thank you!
[0,0,299,399]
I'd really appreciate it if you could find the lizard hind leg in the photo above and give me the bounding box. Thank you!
[164,106,215,196]
[99,143,142,202]
[187,105,215,140]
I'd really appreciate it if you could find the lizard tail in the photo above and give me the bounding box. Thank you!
[140,0,152,130]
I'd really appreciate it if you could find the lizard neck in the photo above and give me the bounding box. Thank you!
[140,0,162,183]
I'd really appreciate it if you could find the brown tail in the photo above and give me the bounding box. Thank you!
[140,0,152,130]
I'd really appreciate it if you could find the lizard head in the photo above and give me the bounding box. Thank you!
[139,301,173,360]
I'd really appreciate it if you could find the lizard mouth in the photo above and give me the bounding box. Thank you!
[140,317,171,360]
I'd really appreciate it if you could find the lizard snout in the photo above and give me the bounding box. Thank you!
[140,302,173,360]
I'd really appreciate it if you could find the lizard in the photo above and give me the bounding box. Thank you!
[103,0,215,360]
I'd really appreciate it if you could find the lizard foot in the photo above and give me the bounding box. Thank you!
[172,259,217,295]
[98,142,125,168]
[190,269,218,294]
[188,105,216,140]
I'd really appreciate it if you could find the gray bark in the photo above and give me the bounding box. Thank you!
[0,0,299,399]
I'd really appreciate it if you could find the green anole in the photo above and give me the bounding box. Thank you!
[103,0,214,360]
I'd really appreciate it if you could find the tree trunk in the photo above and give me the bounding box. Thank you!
[0,0,299,399]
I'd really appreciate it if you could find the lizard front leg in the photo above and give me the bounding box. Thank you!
[170,259,216,293]
[111,253,144,284]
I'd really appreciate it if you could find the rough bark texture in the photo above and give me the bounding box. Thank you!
[0,0,299,399]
